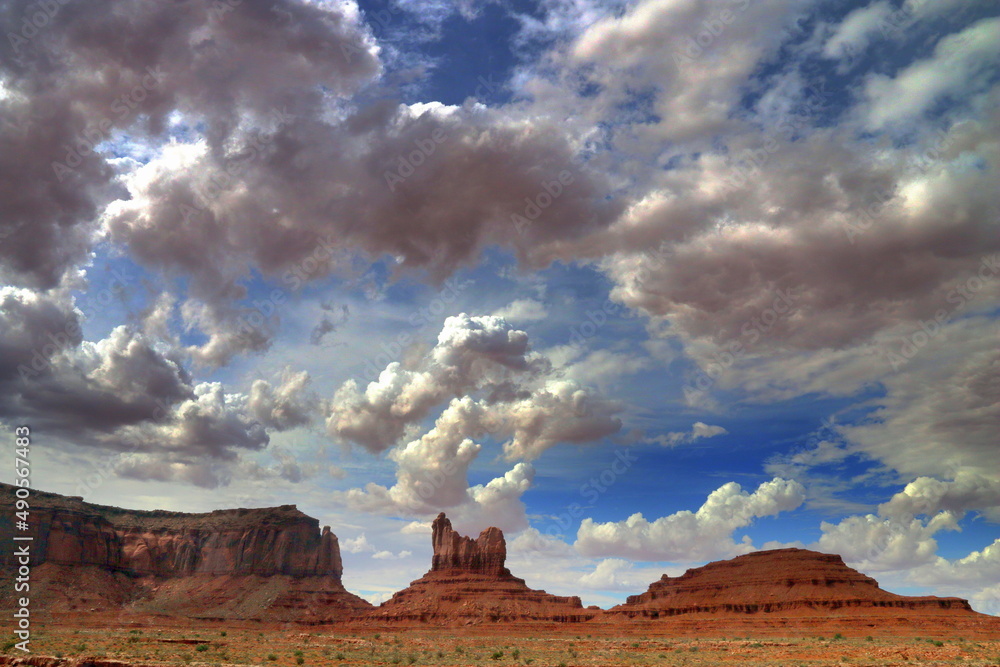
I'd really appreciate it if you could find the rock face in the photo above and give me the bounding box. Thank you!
[611,548,974,618]
[431,514,507,574]
[0,483,369,621]
[369,513,597,624]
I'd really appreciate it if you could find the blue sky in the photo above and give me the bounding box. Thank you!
[1,0,998,611]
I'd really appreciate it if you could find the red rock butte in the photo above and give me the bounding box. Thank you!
[367,513,598,624]
[602,548,999,636]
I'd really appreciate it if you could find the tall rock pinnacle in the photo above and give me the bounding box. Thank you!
[430,512,507,575]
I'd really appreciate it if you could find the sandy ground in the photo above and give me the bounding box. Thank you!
[4,615,1000,667]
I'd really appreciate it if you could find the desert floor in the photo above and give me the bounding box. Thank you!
[4,619,1000,667]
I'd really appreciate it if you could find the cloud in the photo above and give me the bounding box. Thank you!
[840,317,1000,484]
[566,0,808,145]
[491,298,548,322]
[878,472,1000,522]
[651,421,728,447]
[248,368,319,430]
[498,380,623,461]
[815,511,960,572]
[863,17,1000,130]
[327,314,622,458]
[332,315,621,532]
[577,558,636,590]
[821,1,893,62]
[0,286,337,489]
[2,0,622,371]
[0,0,380,290]
[575,478,806,561]
[0,288,193,440]
[326,314,544,454]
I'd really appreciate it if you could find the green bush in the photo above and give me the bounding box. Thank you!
[195,644,208,652]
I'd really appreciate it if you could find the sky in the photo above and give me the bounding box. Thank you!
[1,0,998,613]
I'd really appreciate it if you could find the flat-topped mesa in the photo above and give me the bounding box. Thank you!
[430,512,508,575]
[0,483,371,621]
[611,548,975,619]
[0,483,343,578]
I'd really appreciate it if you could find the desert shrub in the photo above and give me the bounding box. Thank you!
[491,651,503,660]
[267,654,278,661]
[195,644,208,652]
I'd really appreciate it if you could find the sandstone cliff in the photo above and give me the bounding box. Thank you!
[0,483,369,621]
[431,513,507,574]
[369,513,597,624]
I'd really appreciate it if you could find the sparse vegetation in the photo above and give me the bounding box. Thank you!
[10,624,1000,666]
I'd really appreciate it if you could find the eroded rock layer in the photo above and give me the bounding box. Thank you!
[0,483,369,620]
[610,548,975,618]
[369,513,597,624]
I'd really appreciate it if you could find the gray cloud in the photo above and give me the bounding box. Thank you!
[0,0,380,290]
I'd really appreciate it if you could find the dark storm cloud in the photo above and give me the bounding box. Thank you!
[0,288,300,472]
